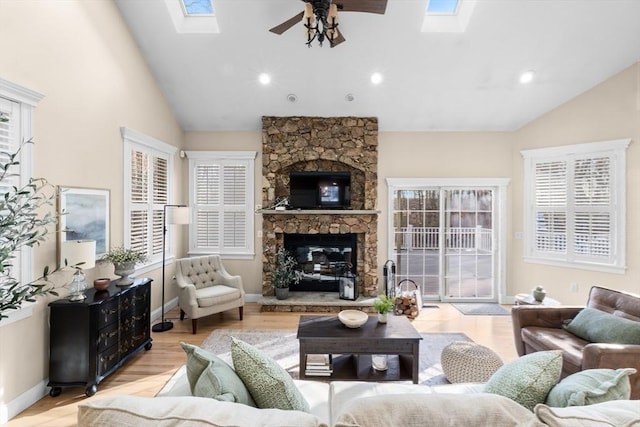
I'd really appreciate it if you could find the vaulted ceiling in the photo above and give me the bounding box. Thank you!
[115,0,640,132]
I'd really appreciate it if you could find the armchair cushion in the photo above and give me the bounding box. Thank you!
[563,307,640,345]
[196,285,241,308]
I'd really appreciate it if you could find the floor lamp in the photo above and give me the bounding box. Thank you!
[152,204,190,333]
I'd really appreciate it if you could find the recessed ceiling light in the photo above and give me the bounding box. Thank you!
[258,73,271,85]
[370,72,383,85]
[519,70,535,84]
[345,93,355,102]
[287,94,298,103]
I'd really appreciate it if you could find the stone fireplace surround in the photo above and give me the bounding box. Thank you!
[261,116,379,305]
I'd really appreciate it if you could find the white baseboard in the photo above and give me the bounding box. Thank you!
[2,379,48,424]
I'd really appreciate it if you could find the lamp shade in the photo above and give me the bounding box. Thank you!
[166,206,190,225]
[62,240,96,270]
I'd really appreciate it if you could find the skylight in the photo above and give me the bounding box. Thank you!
[422,0,476,33]
[165,0,219,33]
[181,0,213,16]
[427,0,460,15]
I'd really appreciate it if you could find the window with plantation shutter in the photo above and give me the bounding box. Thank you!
[0,77,44,325]
[522,139,629,273]
[186,151,256,258]
[122,128,176,266]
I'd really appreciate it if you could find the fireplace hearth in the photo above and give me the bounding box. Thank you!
[285,233,357,292]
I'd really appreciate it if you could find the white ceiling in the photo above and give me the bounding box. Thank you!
[115,0,640,132]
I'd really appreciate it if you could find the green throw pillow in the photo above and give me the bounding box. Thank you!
[180,342,255,406]
[545,368,636,407]
[230,337,310,412]
[563,307,640,344]
[484,350,563,411]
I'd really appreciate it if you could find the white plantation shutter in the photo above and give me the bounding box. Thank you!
[0,99,20,281]
[534,161,567,254]
[522,139,628,273]
[122,128,176,265]
[0,99,19,192]
[188,151,256,258]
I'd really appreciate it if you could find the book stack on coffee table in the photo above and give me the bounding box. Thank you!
[305,354,333,377]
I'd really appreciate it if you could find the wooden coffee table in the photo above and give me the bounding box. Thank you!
[297,314,422,383]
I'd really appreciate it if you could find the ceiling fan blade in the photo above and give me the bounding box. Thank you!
[269,11,305,35]
[335,0,388,14]
[330,32,346,48]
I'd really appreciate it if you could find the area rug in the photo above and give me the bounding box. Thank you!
[192,328,472,386]
[450,303,510,316]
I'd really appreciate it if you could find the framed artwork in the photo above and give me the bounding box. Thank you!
[58,187,110,265]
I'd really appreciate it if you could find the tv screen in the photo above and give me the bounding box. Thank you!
[289,171,350,209]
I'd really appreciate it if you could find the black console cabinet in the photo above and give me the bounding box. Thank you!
[47,277,152,397]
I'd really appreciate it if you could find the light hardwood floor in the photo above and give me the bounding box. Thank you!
[7,303,517,427]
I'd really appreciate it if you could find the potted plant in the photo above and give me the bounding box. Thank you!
[0,137,59,321]
[373,293,395,323]
[271,248,300,300]
[100,247,147,286]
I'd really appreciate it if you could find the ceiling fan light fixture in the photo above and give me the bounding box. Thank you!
[302,0,340,48]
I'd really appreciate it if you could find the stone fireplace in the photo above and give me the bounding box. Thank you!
[261,116,379,299]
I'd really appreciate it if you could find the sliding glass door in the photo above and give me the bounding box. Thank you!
[387,179,508,303]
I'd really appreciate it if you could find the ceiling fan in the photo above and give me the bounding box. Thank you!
[269,0,388,48]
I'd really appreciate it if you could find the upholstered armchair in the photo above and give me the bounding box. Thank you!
[175,255,245,334]
[511,286,640,399]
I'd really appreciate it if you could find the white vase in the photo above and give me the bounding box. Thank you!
[114,261,135,286]
[377,312,388,323]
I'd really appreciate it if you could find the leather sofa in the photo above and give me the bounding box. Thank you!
[511,286,640,399]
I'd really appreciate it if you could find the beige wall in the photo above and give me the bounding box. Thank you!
[510,64,640,304]
[0,0,184,412]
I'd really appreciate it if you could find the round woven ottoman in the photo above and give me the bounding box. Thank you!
[441,341,503,383]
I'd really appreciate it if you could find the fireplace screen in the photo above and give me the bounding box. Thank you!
[284,233,357,292]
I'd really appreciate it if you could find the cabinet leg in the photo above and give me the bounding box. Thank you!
[49,387,61,397]
[85,384,97,397]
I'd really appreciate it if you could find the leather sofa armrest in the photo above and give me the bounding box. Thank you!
[583,343,640,400]
[583,343,640,370]
[511,305,583,356]
[511,305,583,328]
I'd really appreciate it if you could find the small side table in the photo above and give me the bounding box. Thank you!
[515,293,561,306]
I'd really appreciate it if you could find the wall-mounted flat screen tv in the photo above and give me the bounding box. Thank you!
[289,171,351,209]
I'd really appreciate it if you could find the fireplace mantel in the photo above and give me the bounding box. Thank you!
[259,209,379,215]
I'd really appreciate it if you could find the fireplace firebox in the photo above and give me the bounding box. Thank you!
[284,233,357,292]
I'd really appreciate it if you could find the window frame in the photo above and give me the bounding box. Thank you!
[122,127,177,273]
[0,77,44,326]
[185,150,256,259]
[521,139,630,274]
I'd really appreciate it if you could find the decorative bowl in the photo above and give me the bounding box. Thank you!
[338,310,368,328]
[93,278,111,291]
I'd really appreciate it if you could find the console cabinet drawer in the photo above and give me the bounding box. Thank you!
[48,278,153,397]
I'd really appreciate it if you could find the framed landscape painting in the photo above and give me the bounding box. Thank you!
[58,187,110,264]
